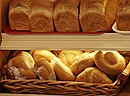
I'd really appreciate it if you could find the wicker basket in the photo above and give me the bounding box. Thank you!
[0,67,129,96]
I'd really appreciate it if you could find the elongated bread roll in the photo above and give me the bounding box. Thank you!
[9,0,32,30]
[117,0,130,31]
[59,50,83,67]
[76,67,112,84]
[7,51,37,80]
[71,52,95,75]
[94,51,126,75]
[30,50,56,62]
[80,0,119,32]
[51,57,76,81]
[29,0,54,32]
[34,58,56,80]
[54,0,80,32]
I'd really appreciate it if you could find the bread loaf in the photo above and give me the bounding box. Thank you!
[71,52,95,75]
[9,0,32,30]
[117,0,130,31]
[76,67,112,84]
[6,51,37,80]
[80,0,119,32]
[59,50,83,67]
[29,0,54,32]
[94,51,126,75]
[54,0,80,32]
[34,58,56,80]
[51,57,76,81]
[30,50,56,62]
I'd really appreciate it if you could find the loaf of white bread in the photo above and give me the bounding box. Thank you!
[9,0,32,31]
[116,0,130,31]
[54,0,80,32]
[80,0,119,32]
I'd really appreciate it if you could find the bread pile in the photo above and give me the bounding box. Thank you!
[9,0,120,32]
[2,50,127,84]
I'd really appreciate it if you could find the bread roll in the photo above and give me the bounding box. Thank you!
[59,50,83,67]
[76,67,112,84]
[30,50,56,62]
[80,0,119,32]
[94,51,126,75]
[51,57,76,81]
[117,0,130,31]
[29,0,54,32]
[7,51,37,80]
[34,58,56,80]
[54,0,80,32]
[71,52,95,75]
[9,0,32,30]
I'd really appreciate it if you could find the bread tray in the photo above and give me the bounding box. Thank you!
[0,67,129,96]
[112,22,130,34]
[4,26,105,35]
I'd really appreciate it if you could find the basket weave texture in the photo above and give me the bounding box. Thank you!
[0,69,129,96]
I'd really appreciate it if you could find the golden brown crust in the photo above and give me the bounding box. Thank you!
[94,51,126,75]
[76,67,112,84]
[30,50,56,62]
[59,50,83,67]
[71,52,95,75]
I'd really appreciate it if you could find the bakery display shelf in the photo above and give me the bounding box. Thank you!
[1,33,130,50]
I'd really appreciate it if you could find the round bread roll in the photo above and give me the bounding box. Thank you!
[59,50,83,67]
[71,52,95,75]
[94,51,126,75]
[7,51,37,80]
[76,67,112,84]
[34,58,56,80]
[30,50,56,62]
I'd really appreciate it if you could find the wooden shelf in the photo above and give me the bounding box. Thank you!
[1,33,130,50]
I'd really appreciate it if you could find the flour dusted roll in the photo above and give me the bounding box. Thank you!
[71,52,95,75]
[94,51,126,75]
[7,51,37,80]
[59,50,83,67]
[54,0,80,32]
[29,0,54,32]
[9,0,32,30]
[76,67,112,84]
[30,50,56,62]
[117,0,130,31]
[80,0,119,32]
[34,58,56,80]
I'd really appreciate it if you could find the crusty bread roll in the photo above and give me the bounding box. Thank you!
[30,50,56,62]
[34,58,56,80]
[29,0,54,32]
[51,50,61,57]
[9,0,32,30]
[54,0,80,32]
[59,50,83,67]
[7,51,37,80]
[116,0,130,31]
[80,0,119,32]
[71,52,95,75]
[76,67,112,84]
[94,51,126,75]
[51,57,76,81]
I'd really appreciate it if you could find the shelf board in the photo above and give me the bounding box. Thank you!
[1,33,130,50]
